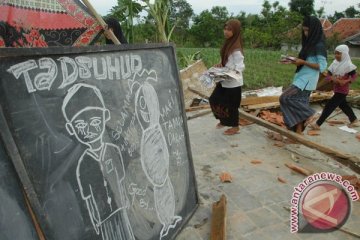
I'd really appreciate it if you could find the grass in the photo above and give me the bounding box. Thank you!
[176,48,360,90]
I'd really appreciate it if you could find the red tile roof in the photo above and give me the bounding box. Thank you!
[324,18,360,40]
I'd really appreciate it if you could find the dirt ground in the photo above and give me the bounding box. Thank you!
[176,103,360,240]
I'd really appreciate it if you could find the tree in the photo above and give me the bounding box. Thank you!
[289,0,315,17]
[328,11,345,23]
[189,7,229,47]
[246,1,302,49]
[141,0,174,43]
[110,0,143,43]
[316,7,325,18]
[261,0,272,19]
[326,32,341,50]
[133,18,157,43]
[169,0,193,30]
[168,0,194,45]
[344,6,359,18]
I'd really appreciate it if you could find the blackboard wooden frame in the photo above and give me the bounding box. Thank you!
[0,43,199,240]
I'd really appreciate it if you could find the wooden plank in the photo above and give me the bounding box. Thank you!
[188,87,210,99]
[211,194,227,240]
[241,96,279,106]
[239,110,360,174]
[245,102,280,110]
[186,104,211,112]
[187,110,212,120]
[241,92,331,110]
[284,163,313,176]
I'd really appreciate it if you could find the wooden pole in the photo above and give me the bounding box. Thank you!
[187,110,212,120]
[81,0,121,45]
[185,104,211,112]
[239,110,360,174]
[23,191,46,240]
[210,194,227,240]
[188,87,210,100]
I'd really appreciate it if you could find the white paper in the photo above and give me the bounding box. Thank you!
[338,125,358,133]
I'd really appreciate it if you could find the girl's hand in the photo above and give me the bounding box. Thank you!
[293,58,305,66]
[214,63,223,67]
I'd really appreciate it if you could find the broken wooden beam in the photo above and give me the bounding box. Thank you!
[188,87,210,99]
[187,110,212,120]
[241,92,332,109]
[211,194,227,240]
[239,110,360,174]
[241,96,279,106]
[244,102,280,110]
[284,163,313,176]
[186,104,211,112]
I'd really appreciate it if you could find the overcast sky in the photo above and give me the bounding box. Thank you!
[91,0,359,17]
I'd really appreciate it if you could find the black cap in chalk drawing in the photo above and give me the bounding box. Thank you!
[62,83,105,122]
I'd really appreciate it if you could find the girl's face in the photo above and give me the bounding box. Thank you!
[302,26,309,37]
[334,51,342,61]
[223,25,233,39]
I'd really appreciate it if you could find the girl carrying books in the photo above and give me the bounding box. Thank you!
[209,19,245,135]
[310,44,358,129]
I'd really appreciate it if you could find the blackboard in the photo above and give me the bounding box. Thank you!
[0,138,38,240]
[0,43,198,240]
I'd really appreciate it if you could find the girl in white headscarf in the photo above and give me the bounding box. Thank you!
[310,44,358,129]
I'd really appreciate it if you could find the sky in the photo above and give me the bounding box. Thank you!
[92,0,359,17]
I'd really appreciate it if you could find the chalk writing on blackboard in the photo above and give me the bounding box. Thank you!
[62,83,135,240]
[7,54,142,93]
[133,72,182,239]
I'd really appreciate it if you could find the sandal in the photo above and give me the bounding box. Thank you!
[295,123,304,135]
[308,122,321,130]
[223,127,239,135]
[216,123,225,129]
[304,114,317,127]
[348,119,359,128]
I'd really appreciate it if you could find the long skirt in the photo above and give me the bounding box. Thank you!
[209,84,242,127]
[280,85,314,130]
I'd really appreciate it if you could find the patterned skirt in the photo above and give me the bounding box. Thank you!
[209,84,242,127]
[280,85,315,130]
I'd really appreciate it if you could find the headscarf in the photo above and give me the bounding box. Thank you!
[328,44,357,76]
[220,19,243,66]
[296,16,327,72]
[105,17,128,44]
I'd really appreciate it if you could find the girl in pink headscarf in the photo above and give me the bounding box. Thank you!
[310,44,358,129]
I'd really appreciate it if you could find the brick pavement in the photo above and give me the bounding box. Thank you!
[177,106,360,240]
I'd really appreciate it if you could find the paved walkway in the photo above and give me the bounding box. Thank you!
[177,105,360,240]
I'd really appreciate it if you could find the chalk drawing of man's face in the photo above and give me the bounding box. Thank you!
[66,107,110,145]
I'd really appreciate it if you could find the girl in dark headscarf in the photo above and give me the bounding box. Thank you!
[209,19,245,135]
[104,17,128,44]
[279,16,327,134]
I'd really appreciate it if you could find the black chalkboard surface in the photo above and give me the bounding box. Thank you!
[0,43,198,240]
[0,138,38,240]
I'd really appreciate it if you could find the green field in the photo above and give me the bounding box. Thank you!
[177,48,360,90]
